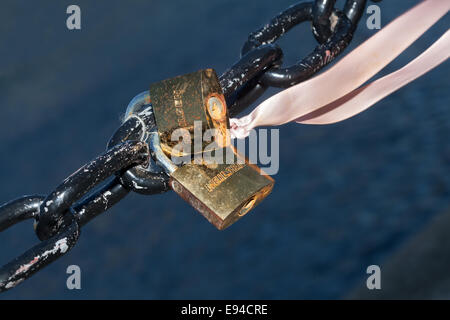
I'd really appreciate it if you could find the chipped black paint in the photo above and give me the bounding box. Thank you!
[241,1,354,88]
[0,140,153,292]
[219,44,282,116]
[0,179,132,292]
[35,141,149,241]
[218,0,370,117]
[0,195,44,232]
[107,109,170,195]
[312,0,337,43]
[71,177,129,227]
[0,221,79,293]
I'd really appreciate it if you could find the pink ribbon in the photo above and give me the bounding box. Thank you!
[230,0,450,139]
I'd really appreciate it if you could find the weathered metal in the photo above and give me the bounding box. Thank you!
[148,70,274,229]
[151,69,229,157]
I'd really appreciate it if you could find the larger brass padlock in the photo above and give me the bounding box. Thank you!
[149,69,274,230]
[150,133,274,230]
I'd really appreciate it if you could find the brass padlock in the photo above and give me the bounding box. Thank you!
[149,132,274,230]
[150,69,229,157]
[148,69,274,229]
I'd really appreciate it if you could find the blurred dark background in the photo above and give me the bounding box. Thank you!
[0,0,448,299]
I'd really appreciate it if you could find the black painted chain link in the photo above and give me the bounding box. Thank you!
[0,0,380,292]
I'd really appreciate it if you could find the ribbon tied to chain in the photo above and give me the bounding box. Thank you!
[230,0,450,138]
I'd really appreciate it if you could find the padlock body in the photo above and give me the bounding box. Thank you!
[169,148,274,230]
[150,69,228,157]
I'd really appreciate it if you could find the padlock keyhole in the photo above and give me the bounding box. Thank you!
[239,197,256,217]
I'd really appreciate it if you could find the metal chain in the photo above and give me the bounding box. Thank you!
[0,0,380,292]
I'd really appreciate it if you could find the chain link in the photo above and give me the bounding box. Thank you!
[0,0,380,292]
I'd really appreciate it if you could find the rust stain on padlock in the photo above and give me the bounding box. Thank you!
[150,69,228,157]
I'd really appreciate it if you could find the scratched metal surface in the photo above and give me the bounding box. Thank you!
[0,0,449,299]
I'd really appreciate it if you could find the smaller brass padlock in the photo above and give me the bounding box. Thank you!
[150,69,229,157]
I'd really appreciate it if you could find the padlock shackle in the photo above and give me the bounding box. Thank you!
[124,91,151,122]
[149,132,177,174]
